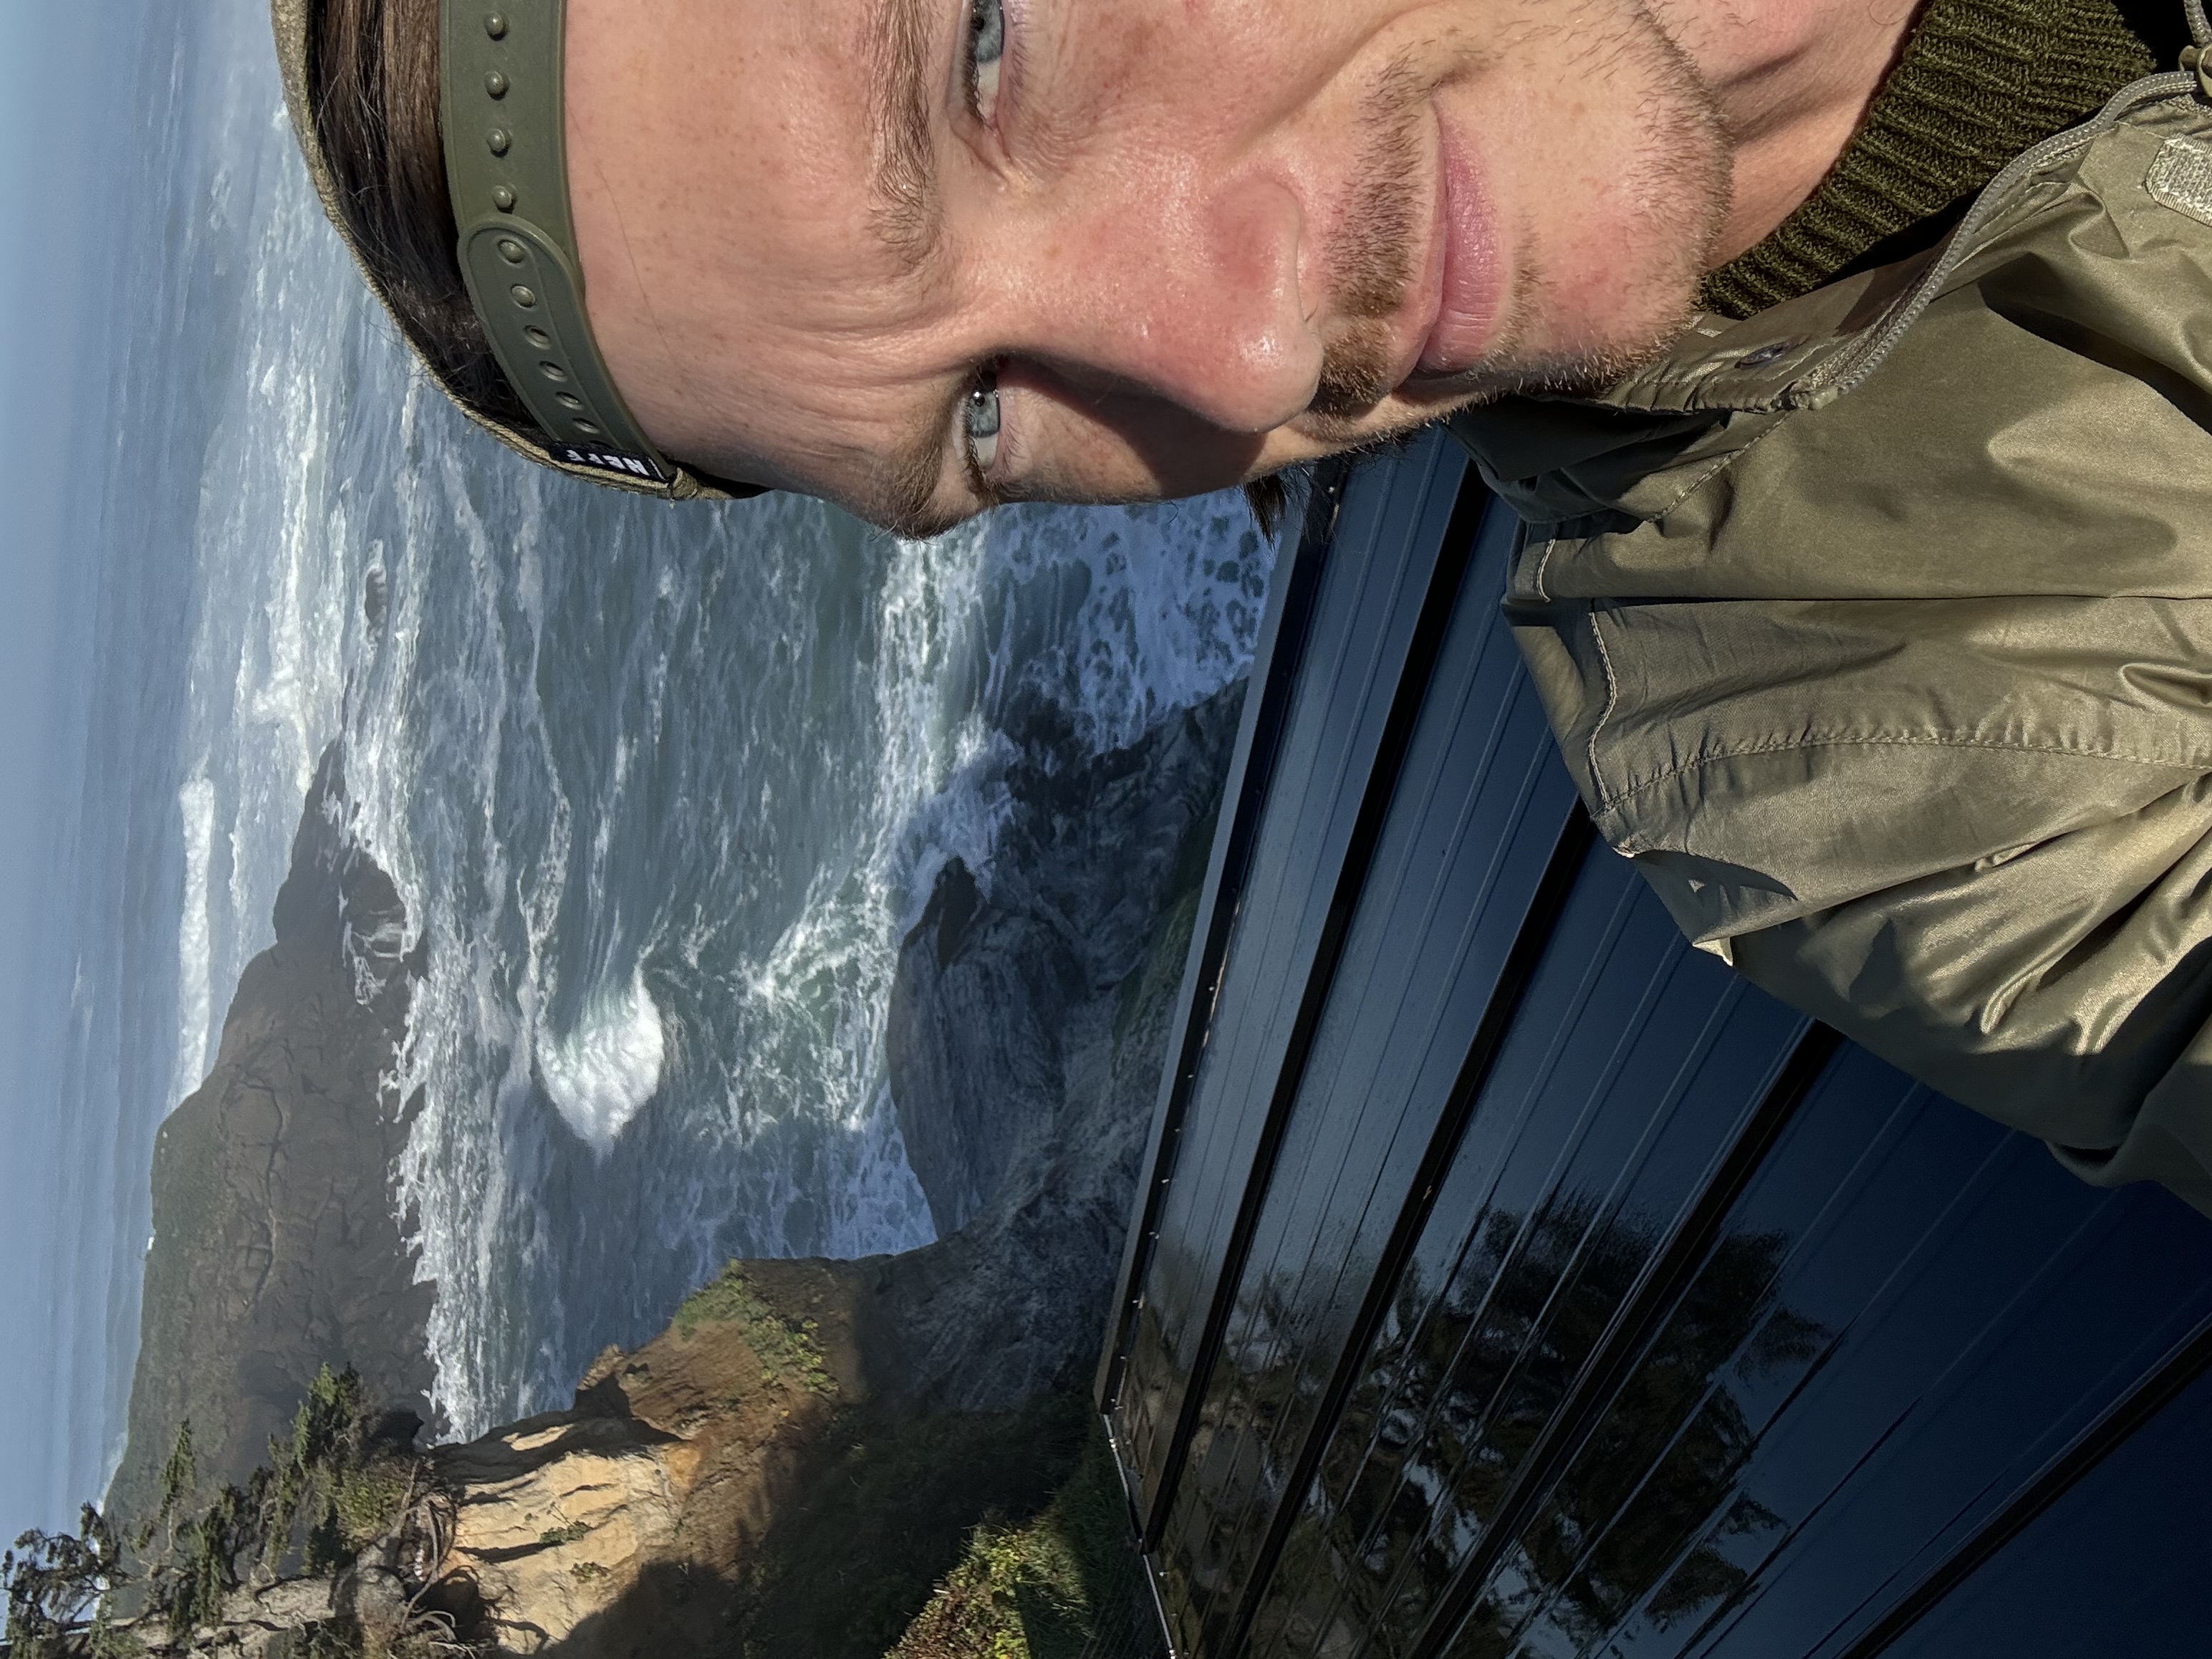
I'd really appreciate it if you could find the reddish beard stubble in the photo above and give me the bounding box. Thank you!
[1307,56,1432,423]
[1300,2,1733,443]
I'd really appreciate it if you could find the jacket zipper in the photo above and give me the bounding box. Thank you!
[1809,71,2202,403]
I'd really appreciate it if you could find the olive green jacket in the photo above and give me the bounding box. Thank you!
[1448,54,2212,1215]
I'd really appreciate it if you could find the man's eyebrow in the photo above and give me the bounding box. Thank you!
[870,389,975,539]
[867,0,945,269]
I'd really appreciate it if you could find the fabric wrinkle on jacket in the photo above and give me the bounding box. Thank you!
[1446,64,2212,1216]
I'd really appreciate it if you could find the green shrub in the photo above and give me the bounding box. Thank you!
[4,1505,128,1652]
[673,1265,834,1393]
[886,1415,1152,1659]
[332,1459,415,1552]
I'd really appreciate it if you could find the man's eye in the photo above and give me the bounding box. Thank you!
[965,0,1004,124]
[963,374,1002,474]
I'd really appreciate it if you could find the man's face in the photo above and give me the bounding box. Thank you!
[564,0,1731,533]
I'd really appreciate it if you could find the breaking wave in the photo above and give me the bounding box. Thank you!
[535,970,666,1155]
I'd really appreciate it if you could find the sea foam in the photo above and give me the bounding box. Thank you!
[167,775,217,1112]
[535,969,666,1155]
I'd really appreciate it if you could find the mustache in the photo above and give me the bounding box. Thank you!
[1307,55,1432,424]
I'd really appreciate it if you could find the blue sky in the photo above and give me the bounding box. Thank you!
[0,5,109,1042]
[0,0,132,1534]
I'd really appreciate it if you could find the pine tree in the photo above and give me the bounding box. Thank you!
[3,1504,127,1654]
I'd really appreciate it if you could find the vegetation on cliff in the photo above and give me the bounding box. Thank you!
[672,1266,834,1395]
[4,1367,437,1658]
[885,1413,1155,1659]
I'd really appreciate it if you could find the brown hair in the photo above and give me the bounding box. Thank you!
[309,0,545,443]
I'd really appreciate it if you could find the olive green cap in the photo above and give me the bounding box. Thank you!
[270,0,750,501]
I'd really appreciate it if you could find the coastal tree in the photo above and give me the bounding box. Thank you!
[2,1504,128,1655]
[5,1367,418,1652]
[141,1365,384,1635]
[135,1425,196,1556]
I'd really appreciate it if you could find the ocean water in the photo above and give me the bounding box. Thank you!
[342,476,1275,1434]
[21,0,1285,1499]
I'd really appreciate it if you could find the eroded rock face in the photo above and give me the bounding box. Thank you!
[108,746,436,1526]
[438,1415,685,1646]
[413,1261,867,1657]
[888,687,1241,1240]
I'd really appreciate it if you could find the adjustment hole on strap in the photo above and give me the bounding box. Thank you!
[524,327,552,349]
[574,420,603,436]
[556,393,586,412]
[539,362,570,383]
[509,285,539,308]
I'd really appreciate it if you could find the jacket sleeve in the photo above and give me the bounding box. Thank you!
[1501,581,2212,1224]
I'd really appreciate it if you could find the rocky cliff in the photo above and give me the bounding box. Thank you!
[106,746,436,1526]
[876,686,1238,1408]
[115,1259,1137,1658]
[102,678,1244,1656]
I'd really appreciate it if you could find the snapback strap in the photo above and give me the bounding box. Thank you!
[439,2,673,485]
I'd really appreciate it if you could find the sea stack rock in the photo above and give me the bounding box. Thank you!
[880,685,1243,1401]
[107,745,435,1525]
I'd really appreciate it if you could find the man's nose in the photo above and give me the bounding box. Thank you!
[1030,175,1324,435]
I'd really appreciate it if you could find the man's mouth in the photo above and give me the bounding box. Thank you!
[1413,107,1504,383]
[1304,78,1508,430]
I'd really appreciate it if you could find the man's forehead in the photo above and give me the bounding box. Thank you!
[567,0,977,518]
[684,263,968,521]
[581,0,954,305]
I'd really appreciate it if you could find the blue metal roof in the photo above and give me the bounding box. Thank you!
[1098,428,2212,1659]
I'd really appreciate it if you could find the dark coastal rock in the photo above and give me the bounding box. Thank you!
[880,681,1244,1406]
[106,746,434,1526]
[885,860,1084,1238]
